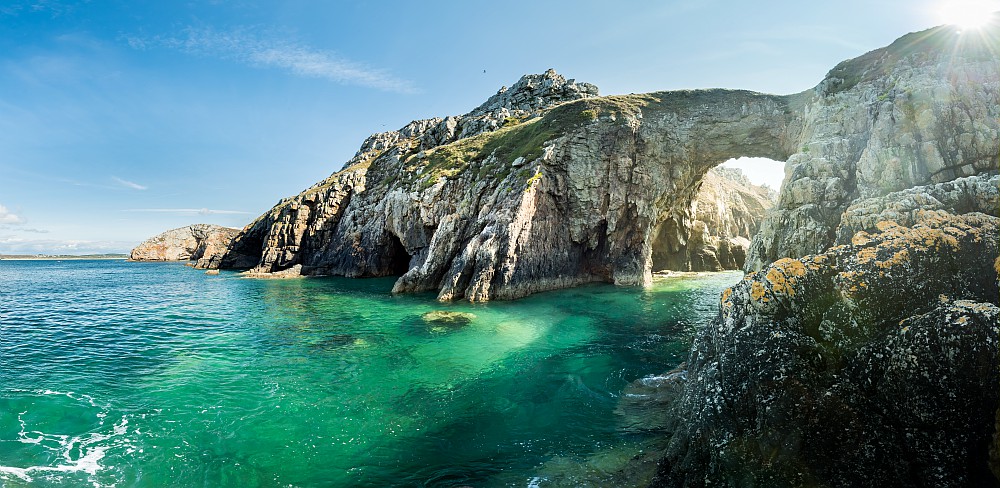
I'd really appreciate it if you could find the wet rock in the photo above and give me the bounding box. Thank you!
[653,211,1000,487]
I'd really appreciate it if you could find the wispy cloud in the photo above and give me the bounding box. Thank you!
[124,208,253,215]
[112,176,148,190]
[125,26,416,93]
[0,236,131,255]
[0,204,23,225]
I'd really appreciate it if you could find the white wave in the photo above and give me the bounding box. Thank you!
[0,391,130,487]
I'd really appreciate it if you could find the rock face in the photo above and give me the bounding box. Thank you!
[745,26,1000,270]
[129,224,239,268]
[216,24,999,302]
[653,211,1000,487]
[653,166,775,272]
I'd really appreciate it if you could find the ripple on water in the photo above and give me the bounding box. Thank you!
[0,261,741,486]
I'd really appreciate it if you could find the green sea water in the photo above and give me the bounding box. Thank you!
[0,260,740,487]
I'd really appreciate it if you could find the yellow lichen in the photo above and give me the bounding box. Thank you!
[852,232,872,246]
[721,288,733,308]
[750,281,767,302]
[875,220,900,232]
[856,247,878,264]
[876,249,910,269]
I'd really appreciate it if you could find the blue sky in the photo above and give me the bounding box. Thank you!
[0,0,988,254]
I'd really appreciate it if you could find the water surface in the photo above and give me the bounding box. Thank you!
[0,260,738,487]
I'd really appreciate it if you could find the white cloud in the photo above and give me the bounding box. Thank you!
[112,176,148,190]
[126,26,416,94]
[0,237,132,255]
[124,208,253,215]
[0,205,22,224]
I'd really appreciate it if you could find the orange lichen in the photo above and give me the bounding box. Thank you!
[763,258,808,297]
[852,232,872,246]
[856,247,879,264]
[875,220,900,232]
[750,281,768,303]
[721,287,733,307]
[876,249,910,269]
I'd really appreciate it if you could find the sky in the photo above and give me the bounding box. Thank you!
[0,0,992,254]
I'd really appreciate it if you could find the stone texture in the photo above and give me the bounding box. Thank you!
[745,26,1000,270]
[652,166,775,272]
[129,224,239,267]
[217,24,999,302]
[652,211,1000,487]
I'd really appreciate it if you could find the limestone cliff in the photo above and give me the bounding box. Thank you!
[130,224,239,268]
[653,166,775,272]
[745,24,1000,269]
[217,23,999,302]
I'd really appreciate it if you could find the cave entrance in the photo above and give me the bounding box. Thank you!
[650,157,785,273]
[387,233,413,276]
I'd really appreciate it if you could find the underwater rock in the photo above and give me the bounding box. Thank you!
[422,311,476,333]
[653,211,1000,487]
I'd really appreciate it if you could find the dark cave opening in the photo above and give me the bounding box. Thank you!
[387,233,413,276]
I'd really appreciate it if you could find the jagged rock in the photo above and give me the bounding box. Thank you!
[745,25,1000,270]
[217,23,999,302]
[834,174,999,243]
[652,211,1000,487]
[652,166,775,272]
[129,224,239,267]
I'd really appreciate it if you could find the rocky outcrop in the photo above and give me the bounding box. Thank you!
[652,166,775,272]
[130,224,239,268]
[745,25,1000,270]
[219,73,796,300]
[653,211,1000,487]
[216,23,999,302]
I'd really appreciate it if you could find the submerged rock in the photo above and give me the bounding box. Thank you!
[652,211,1000,487]
[422,310,476,333]
[129,224,239,268]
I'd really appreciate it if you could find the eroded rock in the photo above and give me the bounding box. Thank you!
[129,224,239,268]
[653,211,1000,487]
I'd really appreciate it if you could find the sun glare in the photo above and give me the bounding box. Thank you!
[936,0,998,30]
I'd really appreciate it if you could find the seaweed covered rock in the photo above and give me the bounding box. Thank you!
[654,211,1000,487]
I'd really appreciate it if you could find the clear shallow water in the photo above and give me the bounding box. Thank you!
[0,260,739,487]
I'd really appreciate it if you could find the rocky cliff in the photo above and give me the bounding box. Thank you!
[654,166,775,272]
[216,23,998,302]
[130,224,239,268]
[652,209,1000,487]
[745,25,1000,270]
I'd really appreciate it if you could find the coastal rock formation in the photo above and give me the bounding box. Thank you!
[653,211,1000,487]
[130,224,239,268]
[216,23,998,302]
[653,166,775,272]
[219,72,796,299]
[745,26,1000,270]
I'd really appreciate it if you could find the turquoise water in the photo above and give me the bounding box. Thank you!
[0,260,739,487]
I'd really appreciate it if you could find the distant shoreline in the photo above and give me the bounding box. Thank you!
[0,254,128,261]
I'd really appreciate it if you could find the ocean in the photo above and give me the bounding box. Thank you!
[0,259,738,487]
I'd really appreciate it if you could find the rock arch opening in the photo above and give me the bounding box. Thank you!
[650,157,785,273]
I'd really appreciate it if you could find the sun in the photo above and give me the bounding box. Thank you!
[936,0,999,30]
